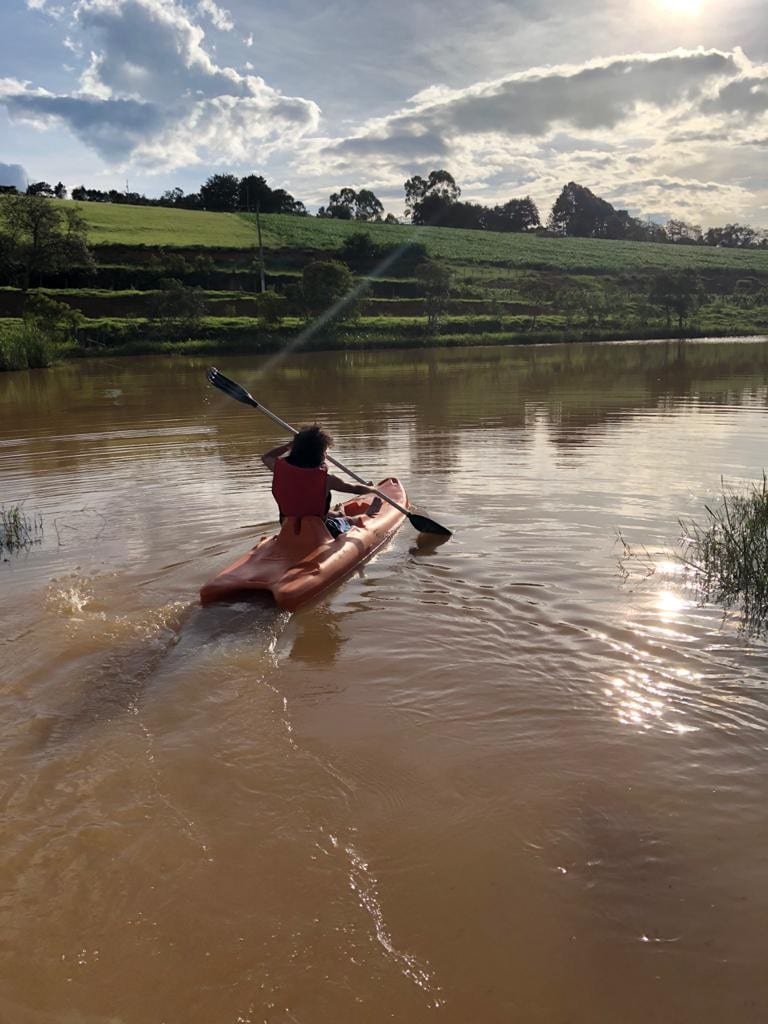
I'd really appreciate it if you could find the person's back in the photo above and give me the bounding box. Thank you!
[271,457,329,519]
[262,424,377,532]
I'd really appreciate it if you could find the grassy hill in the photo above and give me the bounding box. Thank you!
[67,201,258,247]
[70,201,768,275]
[1,199,767,368]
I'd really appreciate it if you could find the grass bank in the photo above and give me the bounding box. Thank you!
[1,200,767,371]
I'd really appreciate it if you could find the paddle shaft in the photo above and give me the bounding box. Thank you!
[244,394,411,517]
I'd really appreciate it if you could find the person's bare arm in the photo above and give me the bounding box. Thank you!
[327,473,371,496]
[261,441,292,472]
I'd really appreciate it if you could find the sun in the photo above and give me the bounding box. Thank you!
[655,0,704,14]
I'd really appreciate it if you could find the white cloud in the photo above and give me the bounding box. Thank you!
[0,0,319,168]
[2,2,768,228]
[326,49,743,162]
[197,0,233,32]
[306,47,768,225]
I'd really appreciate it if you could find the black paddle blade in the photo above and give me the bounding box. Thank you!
[207,366,259,408]
[407,511,452,537]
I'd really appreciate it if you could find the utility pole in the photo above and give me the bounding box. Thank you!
[255,201,266,293]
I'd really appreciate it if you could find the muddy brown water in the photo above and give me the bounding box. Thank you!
[2,339,768,1023]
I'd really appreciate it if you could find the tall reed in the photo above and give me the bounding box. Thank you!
[0,325,60,371]
[0,505,44,554]
[680,474,768,632]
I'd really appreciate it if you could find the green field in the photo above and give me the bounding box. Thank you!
[245,212,768,274]
[1,199,766,368]
[63,201,768,275]
[67,201,258,247]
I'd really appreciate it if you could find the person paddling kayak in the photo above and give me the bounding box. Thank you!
[262,425,381,536]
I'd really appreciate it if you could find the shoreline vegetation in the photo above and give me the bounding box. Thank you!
[1,199,767,371]
[681,475,768,635]
[0,504,43,556]
[4,323,766,371]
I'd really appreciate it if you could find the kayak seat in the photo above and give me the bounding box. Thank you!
[278,515,334,554]
[343,499,368,517]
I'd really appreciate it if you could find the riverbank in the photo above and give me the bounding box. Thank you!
[2,200,767,370]
[3,317,768,371]
[65,324,768,357]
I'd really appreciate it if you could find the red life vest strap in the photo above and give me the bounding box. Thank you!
[272,459,328,518]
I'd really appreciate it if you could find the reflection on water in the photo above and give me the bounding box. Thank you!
[2,338,768,1023]
[288,607,346,664]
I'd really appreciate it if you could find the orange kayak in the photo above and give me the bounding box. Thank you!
[200,478,407,611]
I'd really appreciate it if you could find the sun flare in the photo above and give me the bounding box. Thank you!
[655,0,704,15]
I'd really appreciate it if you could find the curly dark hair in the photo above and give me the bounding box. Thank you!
[287,424,333,468]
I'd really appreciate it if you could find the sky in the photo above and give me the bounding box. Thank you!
[1,0,767,227]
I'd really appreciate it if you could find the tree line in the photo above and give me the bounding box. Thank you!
[1,169,766,249]
[402,172,767,248]
[0,174,306,216]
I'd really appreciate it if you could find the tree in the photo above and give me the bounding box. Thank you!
[301,260,356,320]
[200,174,240,212]
[238,174,274,212]
[340,230,379,268]
[160,187,185,206]
[548,182,647,240]
[404,170,461,224]
[53,182,67,200]
[486,197,541,233]
[415,260,451,331]
[268,189,305,215]
[26,181,54,198]
[549,182,605,237]
[24,291,82,341]
[150,278,207,337]
[254,289,286,327]
[288,199,307,216]
[353,189,384,222]
[665,219,702,245]
[319,188,357,220]
[649,271,703,329]
[319,187,384,221]
[520,273,561,329]
[705,223,758,248]
[0,193,93,288]
[176,191,203,211]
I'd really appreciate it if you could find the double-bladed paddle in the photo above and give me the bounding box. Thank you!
[206,366,452,537]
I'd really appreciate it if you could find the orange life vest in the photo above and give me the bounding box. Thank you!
[272,459,329,518]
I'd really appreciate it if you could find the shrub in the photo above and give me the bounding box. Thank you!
[149,278,207,337]
[301,260,357,320]
[0,323,60,370]
[24,291,82,340]
[415,260,452,331]
[254,289,286,327]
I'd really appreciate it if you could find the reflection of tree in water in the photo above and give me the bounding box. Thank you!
[8,343,768,483]
[529,340,768,454]
[288,605,346,665]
